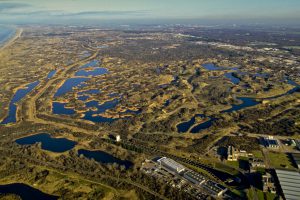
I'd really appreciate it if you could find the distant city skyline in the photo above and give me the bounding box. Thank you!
[0,0,300,25]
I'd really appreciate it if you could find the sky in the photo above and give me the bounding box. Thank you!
[0,0,300,25]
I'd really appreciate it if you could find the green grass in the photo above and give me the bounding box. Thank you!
[225,161,239,168]
[266,192,277,200]
[214,162,240,175]
[257,190,265,200]
[256,167,266,174]
[239,156,249,161]
[268,151,295,169]
[247,189,254,200]
[232,189,245,198]
[252,150,264,159]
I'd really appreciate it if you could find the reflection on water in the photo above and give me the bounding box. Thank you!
[224,72,240,85]
[83,99,120,123]
[47,70,57,79]
[52,102,76,115]
[79,60,99,69]
[1,81,40,124]
[16,133,77,153]
[75,67,108,77]
[54,77,89,97]
[0,183,58,200]
[78,149,133,169]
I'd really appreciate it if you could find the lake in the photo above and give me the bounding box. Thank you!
[78,89,101,95]
[54,77,89,97]
[47,70,57,79]
[83,99,120,123]
[177,114,205,133]
[202,63,226,71]
[52,102,76,115]
[0,183,58,200]
[224,72,240,85]
[190,117,218,133]
[221,97,260,113]
[177,114,218,134]
[78,149,133,169]
[52,99,120,123]
[15,133,77,153]
[1,81,40,125]
[75,67,108,77]
[79,60,99,69]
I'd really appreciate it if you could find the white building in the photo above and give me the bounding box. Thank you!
[116,135,121,142]
[157,157,186,174]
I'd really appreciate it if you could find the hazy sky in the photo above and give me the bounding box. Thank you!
[0,0,300,24]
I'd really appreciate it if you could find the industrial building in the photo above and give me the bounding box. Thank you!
[227,146,253,161]
[227,146,238,161]
[264,136,280,149]
[275,169,300,200]
[157,157,186,174]
[154,157,228,198]
[183,170,206,185]
[202,180,227,197]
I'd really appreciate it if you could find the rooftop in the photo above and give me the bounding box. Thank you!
[157,157,186,173]
[275,169,300,200]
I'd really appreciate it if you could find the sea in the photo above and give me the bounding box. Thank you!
[0,26,16,46]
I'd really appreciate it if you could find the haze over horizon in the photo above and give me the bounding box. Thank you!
[0,0,300,25]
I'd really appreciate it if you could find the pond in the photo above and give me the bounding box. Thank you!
[0,183,58,200]
[177,97,260,133]
[54,77,89,97]
[224,72,240,85]
[79,60,99,69]
[202,63,226,71]
[77,89,101,101]
[47,70,57,79]
[52,102,76,115]
[177,66,299,133]
[78,89,101,95]
[15,133,77,153]
[190,117,218,133]
[264,79,299,100]
[177,114,211,133]
[221,97,260,113]
[1,81,40,125]
[75,67,108,77]
[78,149,133,169]
[52,99,120,123]
[83,99,120,123]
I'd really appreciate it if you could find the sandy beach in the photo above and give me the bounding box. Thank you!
[0,28,23,51]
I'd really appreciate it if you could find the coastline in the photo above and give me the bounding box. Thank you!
[0,28,23,51]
